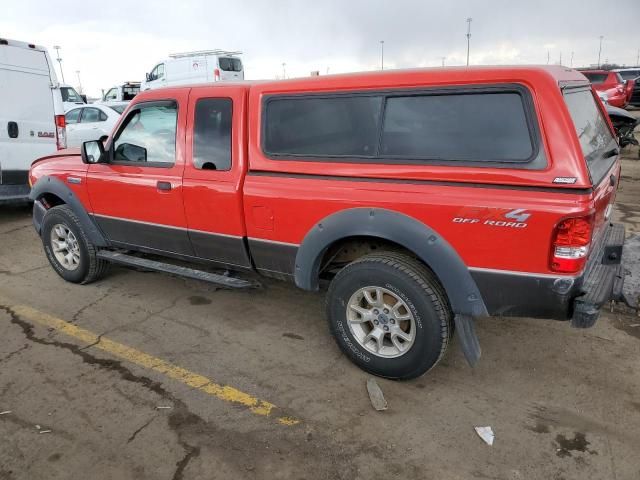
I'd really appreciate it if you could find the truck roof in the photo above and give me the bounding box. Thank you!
[0,37,48,53]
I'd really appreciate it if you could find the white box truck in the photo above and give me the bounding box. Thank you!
[141,50,244,91]
[0,37,66,203]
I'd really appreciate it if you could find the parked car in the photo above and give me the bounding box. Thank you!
[29,66,626,379]
[613,68,640,107]
[581,69,628,108]
[65,104,126,148]
[141,50,243,91]
[100,82,140,104]
[0,37,66,204]
[60,84,86,112]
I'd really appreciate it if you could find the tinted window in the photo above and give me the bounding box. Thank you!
[122,85,139,100]
[381,93,533,161]
[218,57,242,72]
[265,96,382,156]
[618,71,640,81]
[65,109,81,124]
[583,72,607,84]
[113,103,177,165]
[81,108,103,123]
[193,98,232,171]
[564,89,616,182]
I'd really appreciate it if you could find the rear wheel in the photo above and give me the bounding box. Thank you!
[41,205,108,284]
[326,252,452,379]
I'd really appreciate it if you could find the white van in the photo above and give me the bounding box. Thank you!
[141,50,244,90]
[100,81,140,104]
[0,38,66,203]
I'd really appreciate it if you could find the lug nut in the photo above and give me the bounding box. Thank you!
[383,326,389,331]
[374,320,379,325]
[383,308,389,314]
[373,309,379,314]
[390,319,395,324]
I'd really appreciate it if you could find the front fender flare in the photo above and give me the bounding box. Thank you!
[294,207,488,318]
[30,175,109,247]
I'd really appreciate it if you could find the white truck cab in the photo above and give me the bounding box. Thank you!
[141,50,244,90]
[100,81,140,104]
[0,38,66,203]
[60,83,86,112]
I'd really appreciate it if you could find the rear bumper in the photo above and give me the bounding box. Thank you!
[0,183,31,205]
[470,222,625,325]
[571,223,625,328]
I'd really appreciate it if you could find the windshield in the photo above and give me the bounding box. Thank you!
[109,104,127,114]
[61,87,84,102]
[564,88,617,183]
[582,72,608,84]
[218,57,242,72]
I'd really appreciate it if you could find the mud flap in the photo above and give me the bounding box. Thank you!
[454,314,481,367]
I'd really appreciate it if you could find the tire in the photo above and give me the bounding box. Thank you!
[326,252,452,380]
[41,204,109,284]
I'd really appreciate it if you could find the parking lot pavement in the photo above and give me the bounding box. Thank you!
[1,160,639,480]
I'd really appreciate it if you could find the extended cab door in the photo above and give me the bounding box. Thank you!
[86,90,193,255]
[182,86,252,268]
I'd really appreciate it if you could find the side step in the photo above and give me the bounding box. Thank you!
[97,250,257,289]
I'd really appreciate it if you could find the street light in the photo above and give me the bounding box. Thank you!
[570,51,574,68]
[441,56,446,67]
[53,45,65,83]
[282,62,286,79]
[597,35,604,68]
[466,17,472,66]
[380,40,384,70]
[75,70,82,94]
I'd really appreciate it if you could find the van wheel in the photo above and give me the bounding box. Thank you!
[41,205,108,284]
[326,252,452,380]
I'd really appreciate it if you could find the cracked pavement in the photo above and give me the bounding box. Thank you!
[1,148,640,479]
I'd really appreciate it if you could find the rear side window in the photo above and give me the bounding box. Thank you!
[65,109,81,124]
[582,73,607,84]
[193,98,232,171]
[381,93,533,161]
[264,96,383,156]
[81,108,106,123]
[218,57,242,72]
[264,88,537,164]
[563,88,616,182]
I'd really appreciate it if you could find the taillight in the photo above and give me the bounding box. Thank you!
[214,68,220,81]
[550,215,594,273]
[55,114,66,150]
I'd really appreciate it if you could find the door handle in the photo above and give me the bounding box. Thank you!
[7,121,18,138]
[157,181,172,191]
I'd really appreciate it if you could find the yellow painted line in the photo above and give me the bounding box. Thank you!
[6,302,299,426]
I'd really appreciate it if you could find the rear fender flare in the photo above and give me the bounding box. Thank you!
[294,207,488,318]
[29,175,109,247]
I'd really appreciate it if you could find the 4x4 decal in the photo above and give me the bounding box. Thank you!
[452,208,531,229]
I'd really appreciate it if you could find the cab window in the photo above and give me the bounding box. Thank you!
[193,98,232,171]
[104,88,118,101]
[149,64,165,81]
[113,102,177,166]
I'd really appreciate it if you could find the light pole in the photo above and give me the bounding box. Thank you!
[53,45,65,83]
[282,62,286,79]
[570,51,574,68]
[547,50,550,65]
[75,70,82,93]
[441,56,446,67]
[597,35,604,68]
[636,48,639,66]
[466,17,472,66]
[380,40,384,70]
[559,52,562,66]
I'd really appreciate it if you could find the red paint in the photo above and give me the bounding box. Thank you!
[581,69,629,108]
[30,66,620,277]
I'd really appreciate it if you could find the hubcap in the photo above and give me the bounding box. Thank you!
[50,223,81,271]
[346,286,416,358]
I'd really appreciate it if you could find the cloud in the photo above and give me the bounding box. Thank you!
[2,0,638,96]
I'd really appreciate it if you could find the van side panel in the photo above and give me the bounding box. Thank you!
[0,45,57,184]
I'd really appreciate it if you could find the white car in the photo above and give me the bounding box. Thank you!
[65,103,126,147]
[141,50,243,90]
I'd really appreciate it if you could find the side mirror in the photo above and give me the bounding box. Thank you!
[99,135,109,144]
[81,140,105,164]
[145,73,151,81]
[80,94,88,103]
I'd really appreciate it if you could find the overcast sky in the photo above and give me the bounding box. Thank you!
[3,0,639,97]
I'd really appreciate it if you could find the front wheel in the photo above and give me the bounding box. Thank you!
[41,205,108,284]
[326,252,452,380]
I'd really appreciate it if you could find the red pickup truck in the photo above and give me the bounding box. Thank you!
[29,66,626,379]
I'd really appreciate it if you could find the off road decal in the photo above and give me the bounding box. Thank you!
[452,207,531,229]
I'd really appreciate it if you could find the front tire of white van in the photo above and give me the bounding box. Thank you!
[41,205,108,284]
